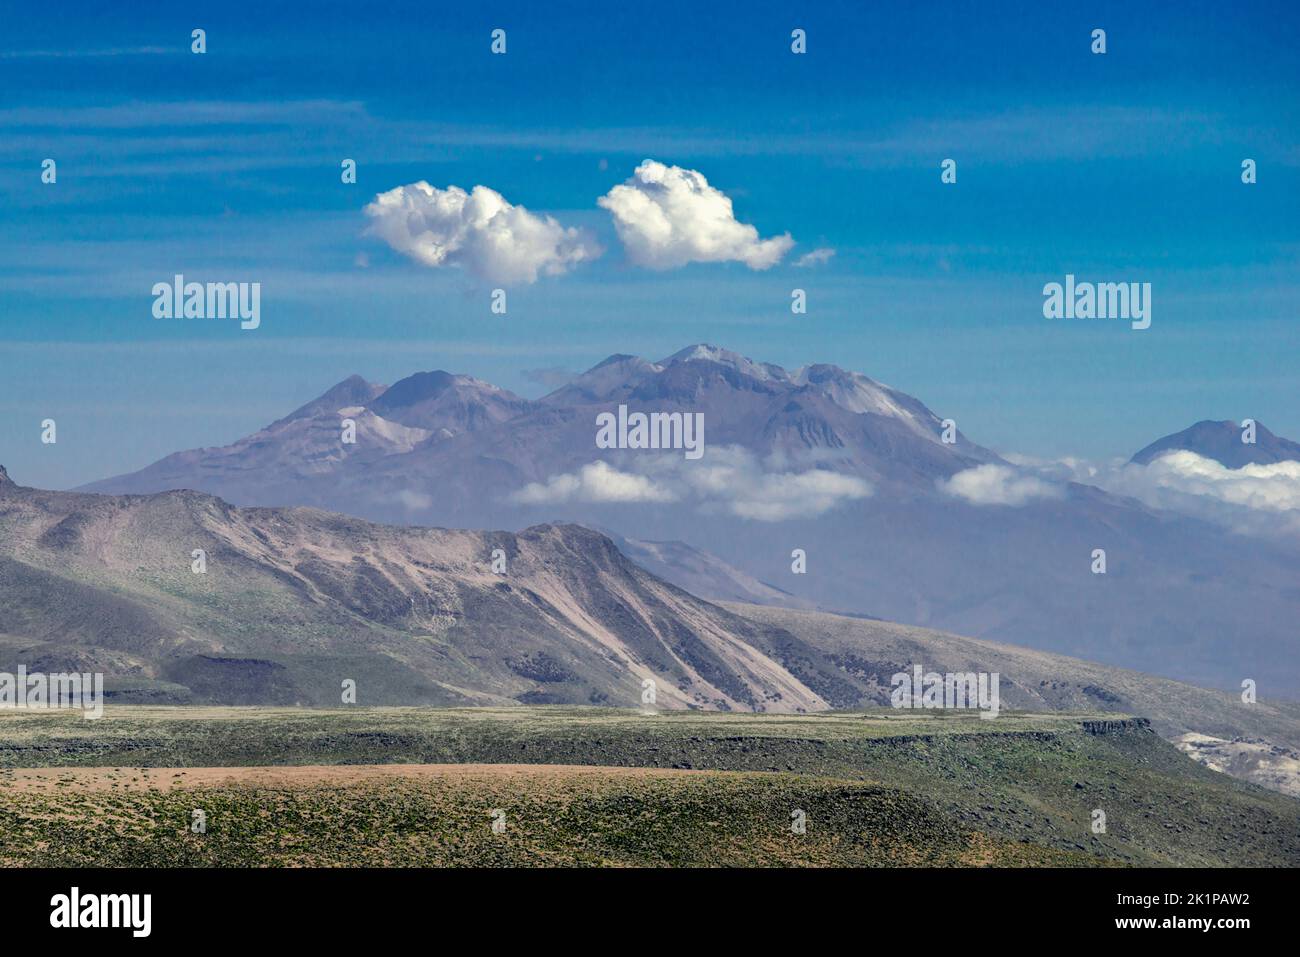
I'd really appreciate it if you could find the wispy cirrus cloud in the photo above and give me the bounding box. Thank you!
[8,99,1290,193]
[794,247,836,267]
[0,99,365,128]
[0,47,175,60]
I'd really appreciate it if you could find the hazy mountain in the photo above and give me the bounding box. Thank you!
[85,343,998,507]
[727,602,1300,748]
[368,370,532,433]
[267,373,387,428]
[600,530,822,611]
[80,345,1300,694]
[1131,419,1300,468]
[535,343,1001,487]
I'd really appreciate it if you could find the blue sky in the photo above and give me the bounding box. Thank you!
[2,0,1297,489]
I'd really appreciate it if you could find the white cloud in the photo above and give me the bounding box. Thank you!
[938,464,1065,507]
[510,461,677,505]
[364,181,599,284]
[373,488,434,511]
[597,160,794,270]
[510,446,870,520]
[1001,452,1110,484]
[1000,448,1300,537]
[794,247,836,268]
[1111,451,1300,513]
[727,467,872,520]
[668,446,870,520]
[0,46,173,60]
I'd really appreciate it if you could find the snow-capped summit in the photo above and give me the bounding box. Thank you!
[660,343,788,382]
[791,363,940,438]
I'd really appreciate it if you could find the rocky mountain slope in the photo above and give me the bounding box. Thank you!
[0,467,827,711]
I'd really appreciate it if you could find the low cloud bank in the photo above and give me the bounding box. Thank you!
[511,446,871,520]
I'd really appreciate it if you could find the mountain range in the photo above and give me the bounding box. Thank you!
[81,345,1300,694]
[7,466,1300,796]
[83,344,1000,511]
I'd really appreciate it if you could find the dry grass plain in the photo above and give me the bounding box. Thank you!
[1,706,1296,867]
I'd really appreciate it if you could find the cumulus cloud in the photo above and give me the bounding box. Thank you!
[794,247,836,268]
[999,448,1300,537]
[510,446,870,520]
[511,461,677,505]
[598,160,794,270]
[1115,451,1300,512]
[363,181,599,284]
[724,465,871,520]
[938,464,1065,507]
[667,446,870,520]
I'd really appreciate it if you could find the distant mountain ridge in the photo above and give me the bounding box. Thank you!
[537,343,992,476]
[1131,418,1300,468]
[83,343,1000,507]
